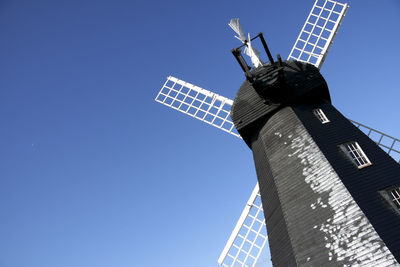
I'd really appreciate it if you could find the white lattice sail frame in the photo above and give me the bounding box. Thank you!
[217,184,267,267]
[288,0,348,69]
[155,76,240,138]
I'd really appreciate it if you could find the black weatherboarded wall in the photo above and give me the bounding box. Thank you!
[294,101,400,261]
[231,60,400,266]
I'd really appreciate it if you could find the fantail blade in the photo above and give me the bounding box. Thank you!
[229,18,246,43]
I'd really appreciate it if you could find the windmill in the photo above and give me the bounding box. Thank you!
[155,0,400,266]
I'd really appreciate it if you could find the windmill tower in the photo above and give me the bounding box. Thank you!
[155,0,400,266]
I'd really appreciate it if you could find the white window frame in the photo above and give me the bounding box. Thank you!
[313,108,330,124]
[341,141,372,169]
[390,187,400,210]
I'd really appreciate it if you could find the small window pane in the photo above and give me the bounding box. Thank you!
[390,188,400,210]
[341,142,372,169]
[313,108,330,123]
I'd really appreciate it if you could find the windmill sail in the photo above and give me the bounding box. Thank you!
[288,0,349,69]
[155,76,240,138]
[217,183,268,267]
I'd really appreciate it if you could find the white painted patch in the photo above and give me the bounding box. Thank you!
[284,125,398,266]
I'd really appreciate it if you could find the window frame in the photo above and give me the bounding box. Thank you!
[379,186,400,215]
[340,141,372,169]
[390,187,400,210]
[313,108,330,124]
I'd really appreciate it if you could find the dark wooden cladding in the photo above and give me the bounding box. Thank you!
[251,132,297,266]
[231,60,330,147]
[231,60,400,266]
[293,102,400,261]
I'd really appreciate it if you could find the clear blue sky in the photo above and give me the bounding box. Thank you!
[0,1,399,267]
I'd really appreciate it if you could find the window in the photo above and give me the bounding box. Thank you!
[379,187,400,214]
[390,188,400,210]
[313,108,329,123]
[341,142,372,169]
